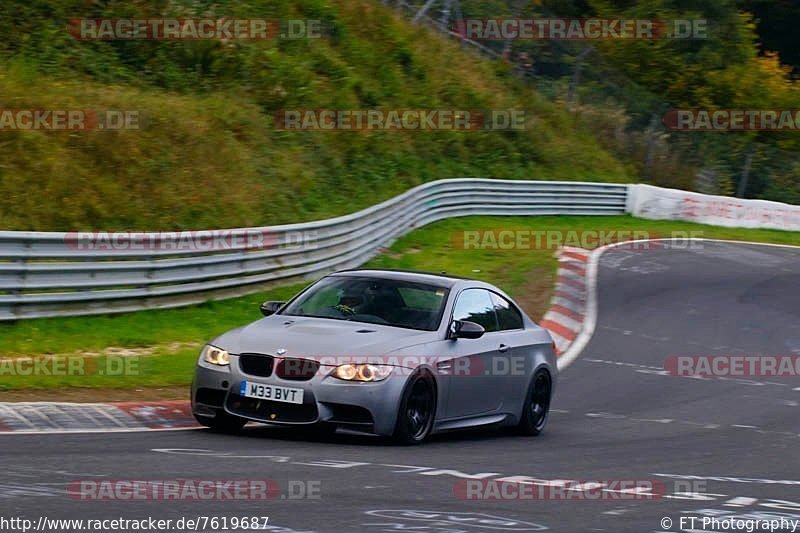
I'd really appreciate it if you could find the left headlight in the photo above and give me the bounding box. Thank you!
[331,363,393,382]
[201,345,230,366]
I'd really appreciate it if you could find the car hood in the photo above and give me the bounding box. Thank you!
[211,315,439,365]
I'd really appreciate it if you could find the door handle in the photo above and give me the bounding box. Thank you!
[498,344,509,353]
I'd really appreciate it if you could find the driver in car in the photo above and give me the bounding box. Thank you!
[332,290,365,316]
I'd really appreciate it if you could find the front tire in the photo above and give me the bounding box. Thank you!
[393,371,436,444]
[195,411,247,433]
[517,368,552,436]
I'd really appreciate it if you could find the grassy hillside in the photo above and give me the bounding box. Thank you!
[0,0,631,231]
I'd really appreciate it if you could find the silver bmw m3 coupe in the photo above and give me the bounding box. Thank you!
[192,269,557,443]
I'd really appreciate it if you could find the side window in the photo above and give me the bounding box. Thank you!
[452,289,498,332]
[490,292,524,330]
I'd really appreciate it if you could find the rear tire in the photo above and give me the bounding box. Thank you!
[195,411,247,433]
[393,371,436,444]
[517,369,552,436]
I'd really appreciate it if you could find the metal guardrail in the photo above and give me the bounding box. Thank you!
[0,179,628,320]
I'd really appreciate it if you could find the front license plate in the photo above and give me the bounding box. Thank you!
[240,381,304,404]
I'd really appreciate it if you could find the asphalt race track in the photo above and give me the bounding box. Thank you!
[1,241,799,532]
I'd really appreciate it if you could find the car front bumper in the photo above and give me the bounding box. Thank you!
[191,356,411,436]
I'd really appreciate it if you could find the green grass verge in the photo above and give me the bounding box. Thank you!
[1,214,799,392]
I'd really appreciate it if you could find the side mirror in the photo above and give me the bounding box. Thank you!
[260,301,285,317]
[449,319,485,339]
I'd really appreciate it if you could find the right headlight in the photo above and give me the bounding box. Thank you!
[201,345,230,366]
[331,363,393,382]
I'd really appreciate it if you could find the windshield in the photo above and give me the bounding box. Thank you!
[280,276,449,331]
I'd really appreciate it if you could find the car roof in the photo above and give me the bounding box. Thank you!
[331,268,474,287]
